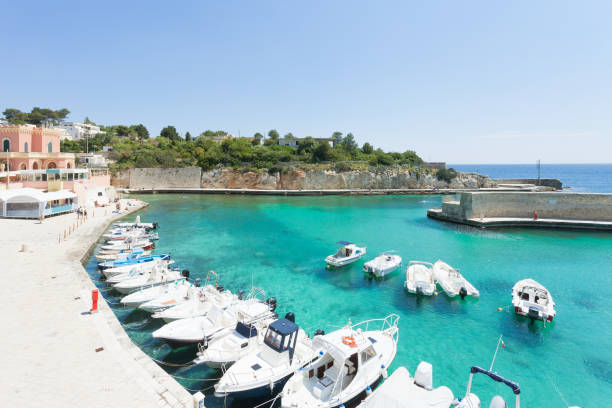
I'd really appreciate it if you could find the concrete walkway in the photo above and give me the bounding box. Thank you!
[0,202,194,408]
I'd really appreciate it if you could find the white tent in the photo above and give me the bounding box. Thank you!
[0,188,77,218]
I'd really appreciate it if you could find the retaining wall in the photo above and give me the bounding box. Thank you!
[129,168,202,189]
[495,178,563,190]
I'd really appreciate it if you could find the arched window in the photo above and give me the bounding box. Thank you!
[47,162,57,169]
[19,163,27,170]
[33,162,39,170]
[48,142,53,153]
[24,142,28,152]
[2,139,9,152]
[66,162,72,169]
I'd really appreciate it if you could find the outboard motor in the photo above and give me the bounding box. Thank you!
[489,396,507,408]
[181,269,190,279]
[237,289,245,300]
[266,297,277,311]
[284,312,295,323]
[314,329,325,337]
[153,222,159,229]
[194,278,202,287]
[459,287,468,300]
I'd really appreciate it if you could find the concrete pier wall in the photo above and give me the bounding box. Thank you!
[495,178,563,190]
[464,192,612,221]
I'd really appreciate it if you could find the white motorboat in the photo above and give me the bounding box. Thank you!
[152,288,276,348]
[281,314,399,408]
[358,363,453,408]
[405,261,436,296]
[105,231,159,242]
[95,249,150,262]
[101,259,173,278]
[512,279,556,323]
[363,252,402,278]
[100,238,154,251]
[112,265,187,294]
[114,215,158,230]
[151,284,237,322]
[433,260,479,299]
[138,279,198,313]
[325,241,366,267]
[192,315,276,369]
[214,317,318,400]
[120,279,188,308]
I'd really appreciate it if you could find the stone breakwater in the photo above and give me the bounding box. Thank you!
[114,168,497,190]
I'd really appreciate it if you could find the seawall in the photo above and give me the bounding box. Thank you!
[428,191,612,230]
[495,178,563,190]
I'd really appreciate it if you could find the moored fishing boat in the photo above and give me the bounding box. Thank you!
[138,278,198,313]
[98,253,170,271]
[112,265,187,294]
[95,248,150,262]
[325,241,367,267]
[214,316,318,400]
[281,314,399,408]
[433,260,479,299]
[151,284,237,322]
[363,252,402,278]
[404,261,436,296]
[100,238,154,251]
[121,279,188,308]
[512,279,555,323]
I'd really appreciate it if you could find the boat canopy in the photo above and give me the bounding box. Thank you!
[336,241,352,245]
[312,328,371,363]
[235,322,258,339]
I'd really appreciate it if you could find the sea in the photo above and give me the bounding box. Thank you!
[86,164,612,408]
[450,163,612,193]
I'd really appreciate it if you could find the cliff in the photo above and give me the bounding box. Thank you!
[115,168,497,191]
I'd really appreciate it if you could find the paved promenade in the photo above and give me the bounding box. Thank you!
[0,201,193,408]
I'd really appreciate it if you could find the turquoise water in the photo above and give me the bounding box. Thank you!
[86,194,612,407]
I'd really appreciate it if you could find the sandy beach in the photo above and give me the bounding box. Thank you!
[0,200,193,408]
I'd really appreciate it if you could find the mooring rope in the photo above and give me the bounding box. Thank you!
[168,373,223,381]
[150,357,195,368]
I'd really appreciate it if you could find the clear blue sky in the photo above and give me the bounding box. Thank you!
[2,1,611,163]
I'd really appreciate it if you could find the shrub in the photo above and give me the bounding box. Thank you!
[436,168,457,182]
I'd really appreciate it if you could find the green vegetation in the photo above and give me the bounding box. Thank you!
[3,107,70,126]
[436,167,457,182]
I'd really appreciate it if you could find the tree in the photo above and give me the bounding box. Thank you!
[185,131,192,141]
[268,129,280,142]
[341,133,358,154]
[297,136,316,155]
[253,132,263,146]
[114,125,130,137]
[331,131,343,147]
[3,108,27,124]
[284,132,295,139]
[361,142,374,154]
[130,124,149,140]
[312,141,332,162]
[2,107,70,126]
[160,125,180,141]
[84,117,96,125]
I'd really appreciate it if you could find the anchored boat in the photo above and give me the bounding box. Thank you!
[404,261,436,296]
[512,279,556,323]
[433,260,479,299]
[363,252,402,278]
[325,241,366,267]
[112,265,187,294]
[281,314,400,408]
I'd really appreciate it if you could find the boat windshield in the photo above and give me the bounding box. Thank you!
[264,329,288,351]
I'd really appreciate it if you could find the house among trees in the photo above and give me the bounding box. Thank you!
[278,137,335,148]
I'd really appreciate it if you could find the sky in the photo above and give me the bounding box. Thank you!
[2,1,611,164]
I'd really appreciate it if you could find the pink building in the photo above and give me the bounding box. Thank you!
[0,125,75,171]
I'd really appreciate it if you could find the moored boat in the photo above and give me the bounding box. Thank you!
[325,241,367,267]
[112,266,187,294]
[512,279,555,323]
[363,252,402,278]
[433,260,479,299]
[404,261,436,296]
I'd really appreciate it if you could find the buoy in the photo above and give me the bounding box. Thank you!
[498,307,503,311]
[434,291,438,296]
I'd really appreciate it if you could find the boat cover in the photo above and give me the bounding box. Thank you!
[360,367,453,408]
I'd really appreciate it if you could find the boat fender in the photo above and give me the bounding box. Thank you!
[237,289,245,300]
[489,395,507,408]
[194,278,202,287]
[381,364,388,378]
[181,269,190,278]
[284,312,295,323]
[366,386,372,395]
[459,287,468,300]
[267,297,278,311]
[314,329,325,337]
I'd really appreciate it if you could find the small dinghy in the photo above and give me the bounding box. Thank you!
[325,241,366,267]
[433,260,479,299]
[358,363,453,408]
[101,258,172,278]
[405,261,436,296]
[512,279,556,323]
[98,254,170,272]
[281,314,400,408]
[192,315,276,369]
[120,279,188,308]
[214,316,318,400]
[114,216,158,230]
[105,231,159,242]
[112,266,187,294]
[100,238,154,251]
[363,252,402,278]
[152,288,276,348]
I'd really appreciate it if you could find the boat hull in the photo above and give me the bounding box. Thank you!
[215,374,292,400]
[325,254,363,267]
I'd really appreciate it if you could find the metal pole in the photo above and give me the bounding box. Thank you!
[489,334,503,371]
